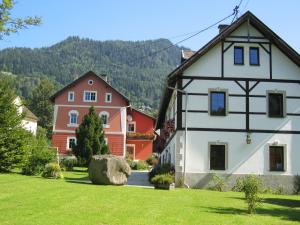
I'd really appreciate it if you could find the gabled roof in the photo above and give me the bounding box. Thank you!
[156,11,300,129]
[129,107,156,121]
[50,71,130,104]
[23,105,38,121]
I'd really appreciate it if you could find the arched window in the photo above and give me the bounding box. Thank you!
[68,110,79,126]
[99,111,110,128]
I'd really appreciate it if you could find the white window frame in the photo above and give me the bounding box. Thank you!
[67,137,77,150]
[208,88,229,116]
[266,90,286,118]
[105,93,112,103]
[99,111,110,128]
[83,91,97,102]
[104,138,108,145]
[267,143,287,173]
[127,121,136,132]
[68,91,75,102]
[208,142,228,172]
[68,110,79,127]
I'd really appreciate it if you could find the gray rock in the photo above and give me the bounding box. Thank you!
[89,154,131,185]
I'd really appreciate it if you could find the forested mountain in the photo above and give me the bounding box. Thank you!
[0,37,185,109]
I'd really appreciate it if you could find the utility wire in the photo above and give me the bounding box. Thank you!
[134,11,236,64]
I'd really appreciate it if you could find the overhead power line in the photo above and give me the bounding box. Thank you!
[134,3,241,64]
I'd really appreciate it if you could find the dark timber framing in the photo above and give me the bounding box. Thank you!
[177,78,183,129]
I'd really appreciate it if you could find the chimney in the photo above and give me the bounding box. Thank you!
[218,24,229,33]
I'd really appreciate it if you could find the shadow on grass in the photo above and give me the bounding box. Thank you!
[263,198,300,208]
[64,176,92,185]
[203,204,300,222]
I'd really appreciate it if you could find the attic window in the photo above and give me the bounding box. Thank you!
[88,80,94,85]
[249,47,260,65]
[234,46,244,65]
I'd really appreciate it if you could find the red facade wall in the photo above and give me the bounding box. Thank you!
[126,108,155,160]
[126,140,153,160]
[52,72,128,155]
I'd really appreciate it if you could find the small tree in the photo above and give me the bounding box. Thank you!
[73,107,109,165]
[242,175,262,214]
[0,78,32,172]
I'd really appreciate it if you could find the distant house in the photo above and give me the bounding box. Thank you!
[14,96,38,135]
[156,11,300,193]
[126,108,156,160]
[50,71,155,160]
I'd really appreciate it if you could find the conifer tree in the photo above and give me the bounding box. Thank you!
[73,107,109,165]
[0,79,31,172]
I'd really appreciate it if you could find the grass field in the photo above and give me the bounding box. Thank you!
[0,169,299,225]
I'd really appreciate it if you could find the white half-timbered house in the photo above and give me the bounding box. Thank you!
[156,11,300,192]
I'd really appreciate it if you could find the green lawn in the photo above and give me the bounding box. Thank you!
[0,169,299,225]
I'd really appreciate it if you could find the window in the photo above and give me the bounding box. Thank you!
[269,146,285,171]
[210,144,227,170]
[267,91,285,118]
[127,122,135,132]
[67,137,76,149]
[249,47,260,65]
[68,110,79,126]
[84,91,97,102]
[68,91,74,102]
[105,93,112,103]
[234,46,244,65]
[99,112,110,128]
[88,80,93,85]
[104,138,108,145]
[209,90,227,116]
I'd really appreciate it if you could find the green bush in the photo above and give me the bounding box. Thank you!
[127,160,148,170]
[60,156,77,171]
[232,177,244,192]
[148,163,175,182]
[151,173,174,185]
[146,155,159,166]
[42,163,63,179]
[208,174,227,192]
[22,129,56,175]
[242,175,262,214]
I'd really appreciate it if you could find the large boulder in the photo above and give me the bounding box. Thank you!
[89,155,131,185]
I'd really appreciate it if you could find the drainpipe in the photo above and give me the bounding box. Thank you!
[167,86,189,188]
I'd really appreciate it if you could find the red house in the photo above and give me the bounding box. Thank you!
[50,71,155,160]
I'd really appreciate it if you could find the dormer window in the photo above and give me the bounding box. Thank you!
[68,91,74,102]
[105,93,112,103]
[234,46,244,65]
[84,91,97,102]
[249,47,260,65]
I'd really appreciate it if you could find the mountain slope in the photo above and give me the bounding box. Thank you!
[0,37,184,109]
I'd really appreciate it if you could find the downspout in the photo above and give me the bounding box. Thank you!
[167,86,189,188]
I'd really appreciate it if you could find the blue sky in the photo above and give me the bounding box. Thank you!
[1,0,300,52]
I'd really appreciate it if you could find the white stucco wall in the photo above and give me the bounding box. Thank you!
[185,131,300,176]
[22,119,37,136]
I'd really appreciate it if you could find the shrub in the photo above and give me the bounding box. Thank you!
[274,185,284,195]
[146,154,159,166]
[42,163,63,179]
[208,174,227,192]
[148,163,175,182]
[127,160,148,170]
[22,130,56,175]
[242,175,262,214]
[232,177,244,192]
[151,173,174,185]
[136,161,148,170]
[294,175,300,194]
[60,156,77,171]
